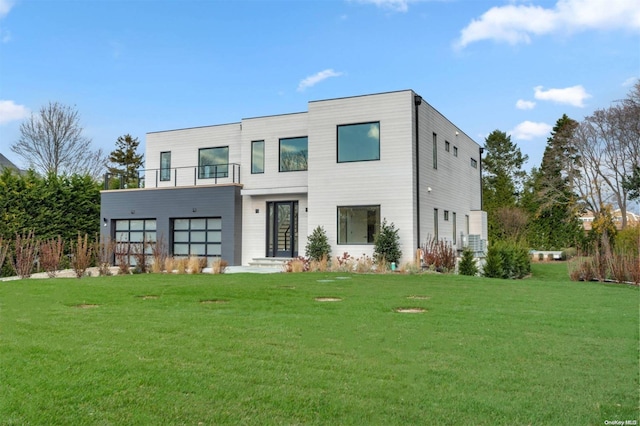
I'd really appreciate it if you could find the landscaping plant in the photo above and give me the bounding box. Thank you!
[39,236,65,278]
[9,231,38,279]
[374,219,401,266]
[305,225,331,261]
[458,247,479,276]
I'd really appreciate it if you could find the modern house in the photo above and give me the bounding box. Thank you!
[100,90,487,266]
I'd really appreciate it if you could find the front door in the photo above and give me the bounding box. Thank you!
[266,201,298,257]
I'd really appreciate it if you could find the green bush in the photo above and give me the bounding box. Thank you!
[483,242,530,279]
[305,226,331,261]
[483,245,503,278]
[374,219,402,265]
[458,247,478,276]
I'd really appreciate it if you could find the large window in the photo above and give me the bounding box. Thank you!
[173,217,222,257]
[338,205,380,244]
[337,122,380,163]
[199,147,229,179]
[160,151,171,181]
[251,140,265,174]
[279,137,308,172]
[114,219,157,266]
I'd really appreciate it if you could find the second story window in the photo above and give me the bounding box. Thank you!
[279,136,308,172]
[252,140,264,174]
[470,158,478,169]
[160,151,171,181]
[433,133,438,169]
[337,122,380,163]
[199,146,229,179]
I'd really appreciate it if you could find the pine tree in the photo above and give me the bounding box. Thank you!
[374,219,402,265]
[305,226,331,261]
[458,247,478,276]
[108,134,144,187]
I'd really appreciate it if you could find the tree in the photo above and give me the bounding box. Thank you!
[374,219,402,265]
[527,115,584,250]
[482,130,528,242]
[573,82,640,227]
[108,134,144,187]
[305,226,331,261]
[10,102,107,179]
[622,165,640,201]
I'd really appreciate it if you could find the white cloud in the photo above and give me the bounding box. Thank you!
[297,69,344,92]
[0,0,14,19]
[510,121,552,140]
[456,0,640,48]
[0,100,29,125]
[534,85,591,107]
[349,0,411,12]
[622,77,638,87]
[516,99,536,110]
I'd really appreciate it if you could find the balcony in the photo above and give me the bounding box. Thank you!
[103,164,241,190]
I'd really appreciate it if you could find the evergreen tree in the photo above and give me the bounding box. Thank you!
[482,130,528,243]
[527,115,584,250]
[108,134,144,187]
[458,247,478,276]
[305,226,331,261]
[374,219,402,265]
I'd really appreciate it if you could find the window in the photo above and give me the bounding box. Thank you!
[114,219,157,266]
[444,210,449,221]
[433,133,438,169]
[279,137,308,172]
[470,158,478,168]
[199,147,229,179]
[452,212,457,244]
[465,214,470,235]
[434,209,439,240]
[453,146,458,157]
[338,205,380,244]
[337,122,380,163]
[160,151,171,181]
[445,141,450,152]
[251,140,264,174]
[173,217,222,257]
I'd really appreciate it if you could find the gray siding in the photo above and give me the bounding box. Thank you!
[100,185,242,265]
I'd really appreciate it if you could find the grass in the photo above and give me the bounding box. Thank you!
[1,263,638,425]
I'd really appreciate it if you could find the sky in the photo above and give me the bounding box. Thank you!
[0,0,638,173]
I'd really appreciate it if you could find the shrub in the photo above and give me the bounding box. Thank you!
[39,236,65,278]
[115,241,131,275]
[10,231,38,279]
[151,234,168,274]
[96,235,115,276]
[354,254,374,273]
[374,219,401,265]
[164,257,175,274]
[422,236,457,272]
[188,256,204,274]
[71,233,92,278]
[331,252,354,273]
[211,258,228,274]
[305,226,331,261]
[283,256,309,273]
[458,247,478,276]
[0,237,8,274]
[482,245,503,278]
[309,254,329,272]
[176,258,188,274]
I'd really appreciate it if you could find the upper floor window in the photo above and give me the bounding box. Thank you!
[337,122,380,163]
[199,146,229,179]
[445,141,450,152]
[160,151,171,181]
[279,136,308,172]
[251,140,264,174]
[433,133,438,169]
[470,158,478,169]
[453,146,458,157]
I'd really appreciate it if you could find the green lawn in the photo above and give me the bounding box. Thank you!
[1,263,638,425]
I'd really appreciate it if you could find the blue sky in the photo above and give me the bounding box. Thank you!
[0,0,638,172]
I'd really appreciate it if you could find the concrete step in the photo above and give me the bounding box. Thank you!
[248,257,292,268]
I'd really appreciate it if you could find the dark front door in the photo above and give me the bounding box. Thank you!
[266,201,298,257]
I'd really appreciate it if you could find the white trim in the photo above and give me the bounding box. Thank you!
[241,186,308,196]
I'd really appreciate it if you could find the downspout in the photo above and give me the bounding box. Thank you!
[414,94,423,248]
[479,147,484,210]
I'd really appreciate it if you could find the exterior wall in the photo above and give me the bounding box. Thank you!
[145,123,242,188]
[241,194,308,261]
[307,91,416,263]
[100,185,242,265]
[416,98,483,250]
[240,112,308,191]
